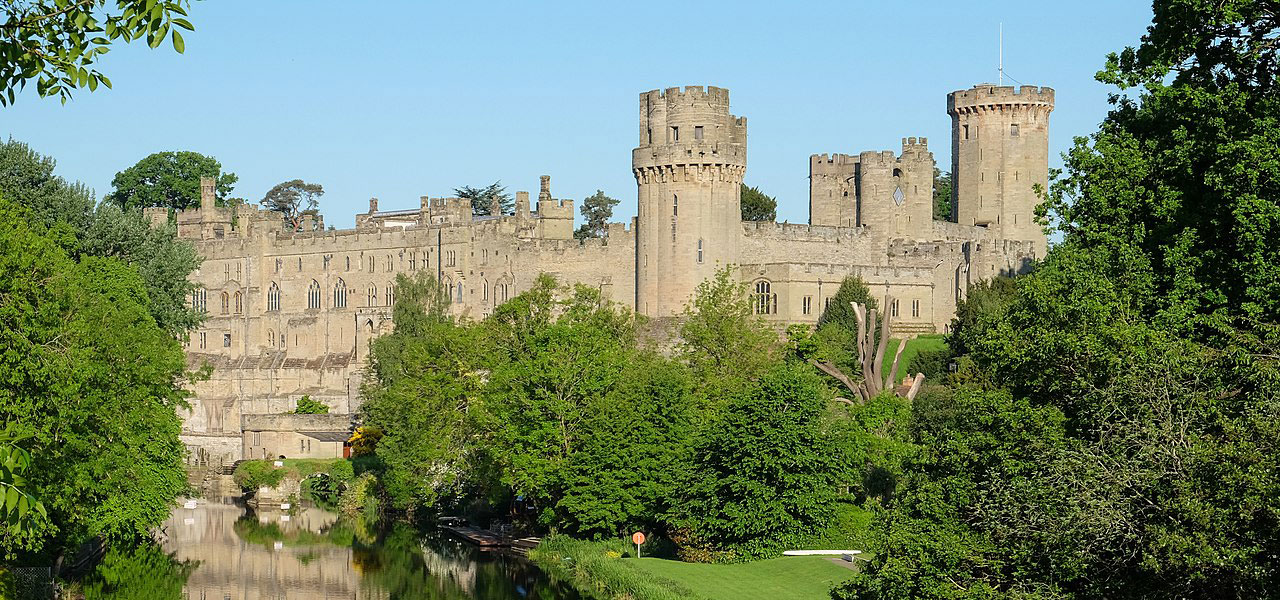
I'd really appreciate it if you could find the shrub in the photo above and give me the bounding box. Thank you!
[294,395,329,414]
[233,461,285,491]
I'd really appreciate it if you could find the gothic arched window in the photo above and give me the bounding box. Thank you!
[220,291,229,315]
[455,282,463,303]
[267,283,281,312]
[234,291,243,314]
[333,278,347,309]
[307,280,321,309]
[753,280,776,315]
[367,284,378,307]
[385,284,394,307]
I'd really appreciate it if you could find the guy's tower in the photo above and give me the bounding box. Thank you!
[633,86,747,318]
[947,84,1054,255]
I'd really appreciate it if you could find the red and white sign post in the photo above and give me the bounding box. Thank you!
[632,531,646,559]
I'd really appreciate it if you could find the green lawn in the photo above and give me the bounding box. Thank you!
[881,334,946,376]
[629,555,855,600]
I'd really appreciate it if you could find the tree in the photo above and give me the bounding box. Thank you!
[0,139,202,336]
[456,181,512,216]
[945,275,1018,359]
[0,425,46,536]
[261,179,324,232]
[573,189,619,240]
[294,395,329,414]
[932,168,952,221]
[739,184,776,222]
[668,363,841,561]
[0,1,195,105]
[106,151,238,212]
[678,267,777,387]
[816,275,877,332]
[0,199,188,560]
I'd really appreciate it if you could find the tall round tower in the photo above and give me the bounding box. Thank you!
[947,84,1054,256]
[633,86,747,318]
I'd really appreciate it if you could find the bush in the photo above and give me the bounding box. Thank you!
[294,395,329,414]
[232,461,285,491]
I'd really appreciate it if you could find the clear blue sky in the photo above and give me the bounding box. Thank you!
[3,1,1154,229]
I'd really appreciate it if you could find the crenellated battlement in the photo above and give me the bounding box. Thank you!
[947,84,1054,114]
[642,85,732,107]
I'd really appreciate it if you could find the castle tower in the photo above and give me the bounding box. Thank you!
[633,86,747,318]
[948,84,1054,255]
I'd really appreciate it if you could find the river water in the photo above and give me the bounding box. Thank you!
[159,498,583,599]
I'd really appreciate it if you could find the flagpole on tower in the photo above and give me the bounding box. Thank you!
[999,22,1004,85]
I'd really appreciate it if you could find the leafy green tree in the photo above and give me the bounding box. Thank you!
[815,275,878,333]
[0,1,195,105]
[106,151,238,211]
[944,275,1017,359]
[0,140,202,337]
[481,276,636,522]
[0,139,93,233]
[932,168,952,221]
[573,189,619,239]
[456,181,512,216]
[678,267,778,388]
[361,272,477,511]
[261,179,324,232]
[555,354,696,537]
[294,395,329,415]
[739,184,776,222]
[0,199,188,560]
[81,543,194,600]
[0,425,46,535]
[669,362,841,561]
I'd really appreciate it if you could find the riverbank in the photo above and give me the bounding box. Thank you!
[529,536,858,600]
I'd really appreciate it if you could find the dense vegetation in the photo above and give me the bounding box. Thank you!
[361,268,896,561]
[832,2,1280,598]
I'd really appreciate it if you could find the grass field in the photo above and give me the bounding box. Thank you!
[881,334,946,375]
[630,555,855,600]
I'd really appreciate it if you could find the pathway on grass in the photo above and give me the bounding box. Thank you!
[629,556,855,600]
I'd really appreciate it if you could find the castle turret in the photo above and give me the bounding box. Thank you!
[948,84,1054,256]
[633,85,747,318]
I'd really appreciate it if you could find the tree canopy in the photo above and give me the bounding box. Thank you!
[456,181,512,216]
[106,151,238,212]
[739,184,777,222]
[574,189,619,240]
[261,179,324,232]
[932,168,952,221]
[0,0,194,105]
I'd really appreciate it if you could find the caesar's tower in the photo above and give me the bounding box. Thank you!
[634,86,747,318]
[948,84,1054,256]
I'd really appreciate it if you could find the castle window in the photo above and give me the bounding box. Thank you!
[253,431,260,447]
[323,255,331,270]
[280,332,285,347]
[671,126,679,142]
[369,256,375,272]
[267,282,281,312]
[307,280,321,309]
[223,333,231,347]
[409,253,416,271]
[455,283,463,304]
[221,292,229,315]
[1010,124,1020,137]
[963,124,970,139]
[647,128,652,144]
[297,257,302,271]
[234,291,243,314]
[694,126,704,141]
[367,284,378,307]
[267,329,274,346]
[333,278,347,309]
[673,194,678,216]
[893,168,902,178]
[346,256,351,271]
[237,263,242,280]
[224,263,229,282]
[192,288,206,312]
[386,254,392,272]
[199,332,206,349]
[386,284,394,307]
[802,295,813,315]
[697,239,704,263]
[483,280,489,301]
[912,299,920,318]
[891,299,900,318]
[753,280,776,315]
[214,226,224,239]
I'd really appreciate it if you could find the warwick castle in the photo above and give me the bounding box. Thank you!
[168,83,1055,465]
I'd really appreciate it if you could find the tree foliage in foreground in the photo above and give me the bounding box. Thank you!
[0,199,188,560]
[836,2,1280,597]
[0,0,195,105]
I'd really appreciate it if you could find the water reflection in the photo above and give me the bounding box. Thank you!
[159,499,582,600]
